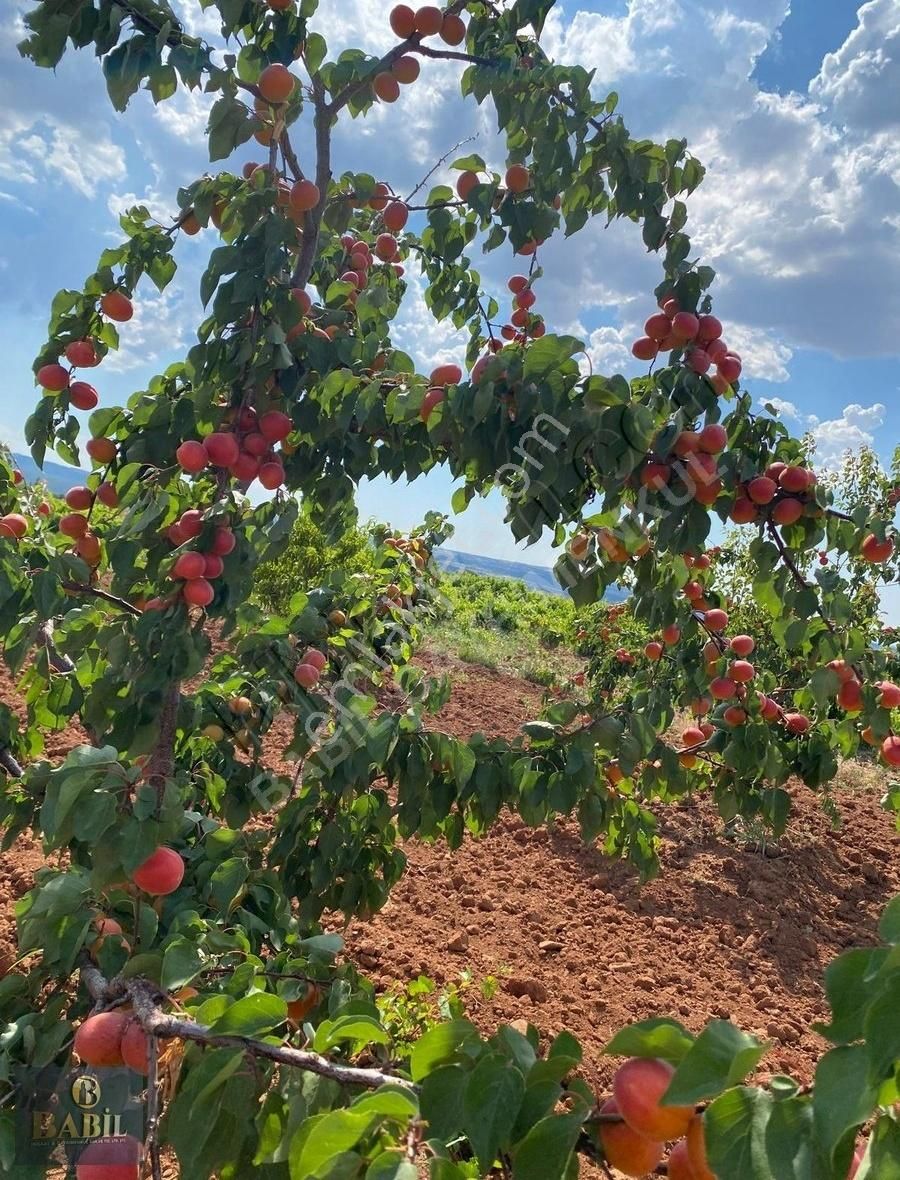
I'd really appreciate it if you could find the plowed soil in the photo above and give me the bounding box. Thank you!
[2,647,899,1175]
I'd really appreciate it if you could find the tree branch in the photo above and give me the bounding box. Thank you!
[0,748,23,777]
[290,80,332,289]
[403,135,477,204]
[766,521,837,635]
[61,582,143,617]
[144,682,181,800]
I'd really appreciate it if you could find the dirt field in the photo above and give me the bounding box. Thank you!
[1,648,898,1174]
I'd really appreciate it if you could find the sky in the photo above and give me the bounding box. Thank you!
[1,0,898,570]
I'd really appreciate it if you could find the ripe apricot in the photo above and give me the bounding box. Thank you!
[430,363,462,386]
[65,486,93,511]
[183,577,215,607]
[759,694,781,722]
[784,712,811,734]
[258,63,295,103]
[878,681,900,708]
[295,662,320,689]
[120,1018,150,1074]
[632,337,658,361]
[723,705,748,726]
[86,437,116,464]
[290,179,320,212]
[38,362,70,391]
[100,290,134,322]
[302,647,327,671]
[662,624,680,645]
[203,432,240,468]
[882,735,900,766]
[667,1140,696,1180]
[697,315,722,343]
[697,423,726,454]
[177,440,208,473]
[131,847,185,895]
[59,513,89,539]
[704,608,728,631]
[612,1057,694,1140]
[414,5,443,35]
[772,497,803,526]
[645,642,663,661]
[286,983,321,1022]
[375,232,398,260]
[389,3,416,37]
[65,339,99,367]
[729,660,755,683]
[74,1011,128,1066]
[440,12,466,43]
[716,352,741,382]
[69,381,99,411]
[596,1097,663,1177]
[211,526,236,556]
[710,677,737,700]
[259,410,293,442]
[421,387,445,422]
[258,460,285,489]
[686,1115,716,1180]
[505,164,530,193]
[374,72,401,102]
[173,551,207,580]
[729,635,754,657]
[730,497,757,524]
[837,679,863,712]
[383,200,409,232]
[76,533,102,565]
[392,55,420,83]
[456,170,479,200]
[861,533,893,563]
[671,312,699,341]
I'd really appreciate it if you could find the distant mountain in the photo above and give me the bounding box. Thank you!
[434,547,629,602]
[13,452,86,495]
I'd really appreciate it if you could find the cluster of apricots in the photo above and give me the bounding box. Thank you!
[631,300,742,393]
[420,362,463,422]
[729,460,820,527]
[294,644,328,690]
[384,533,430,571]
[176,406,293,490]
[499,274,546,343]
[57,481,119,568]
[154,510,239,609]
[594,1056,865,1179]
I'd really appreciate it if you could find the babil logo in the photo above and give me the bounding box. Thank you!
[15,1065,143,1166]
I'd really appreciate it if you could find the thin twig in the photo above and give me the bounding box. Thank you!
[404,136,477,204]
[766,521,836,635]
[61,582,143,616]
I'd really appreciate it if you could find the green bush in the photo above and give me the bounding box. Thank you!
[437,572,576,647]
[254,512,375,614]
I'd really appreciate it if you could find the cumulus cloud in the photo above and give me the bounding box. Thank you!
[763,398,888,467]
[810,0,900,130]
[0,113,126,198]
[103,287,189,374]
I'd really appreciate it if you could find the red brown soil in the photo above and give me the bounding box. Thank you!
[2,648,899,1175]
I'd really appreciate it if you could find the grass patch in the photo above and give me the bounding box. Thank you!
[428,572,583,684]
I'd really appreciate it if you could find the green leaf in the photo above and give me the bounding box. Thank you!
[410,1020,481,1082]
[209,992,288,1037]
[604,1018,695,1064]
[316,1015,391,1053]
[420,1065,467,1142]
[665,1021,768,1105]
[816,949,888,1044]
[511,1111,584,1180]
[879,895,900,944]
[705,1086,774,1178]
[160,936,204,990]
[351,1086,419,1120]
[812,1046,877,1167]
[366,1154,417,1180]
[290,1110,377,1178]
[462,1053,525,1172]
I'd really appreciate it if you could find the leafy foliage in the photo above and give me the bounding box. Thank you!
[1,0,899,1175]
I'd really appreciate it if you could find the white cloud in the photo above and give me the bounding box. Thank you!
[391,261,467,374]
[155,87,216,146]
[103,287,188,374]
[763,398,887,468]
[0,113,125,198]
[810,0,900,130]
[0,190,35,214]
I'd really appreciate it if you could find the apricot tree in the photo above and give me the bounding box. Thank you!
[0,0,899,1175]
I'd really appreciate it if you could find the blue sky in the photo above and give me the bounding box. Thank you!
[1,0,898,569]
